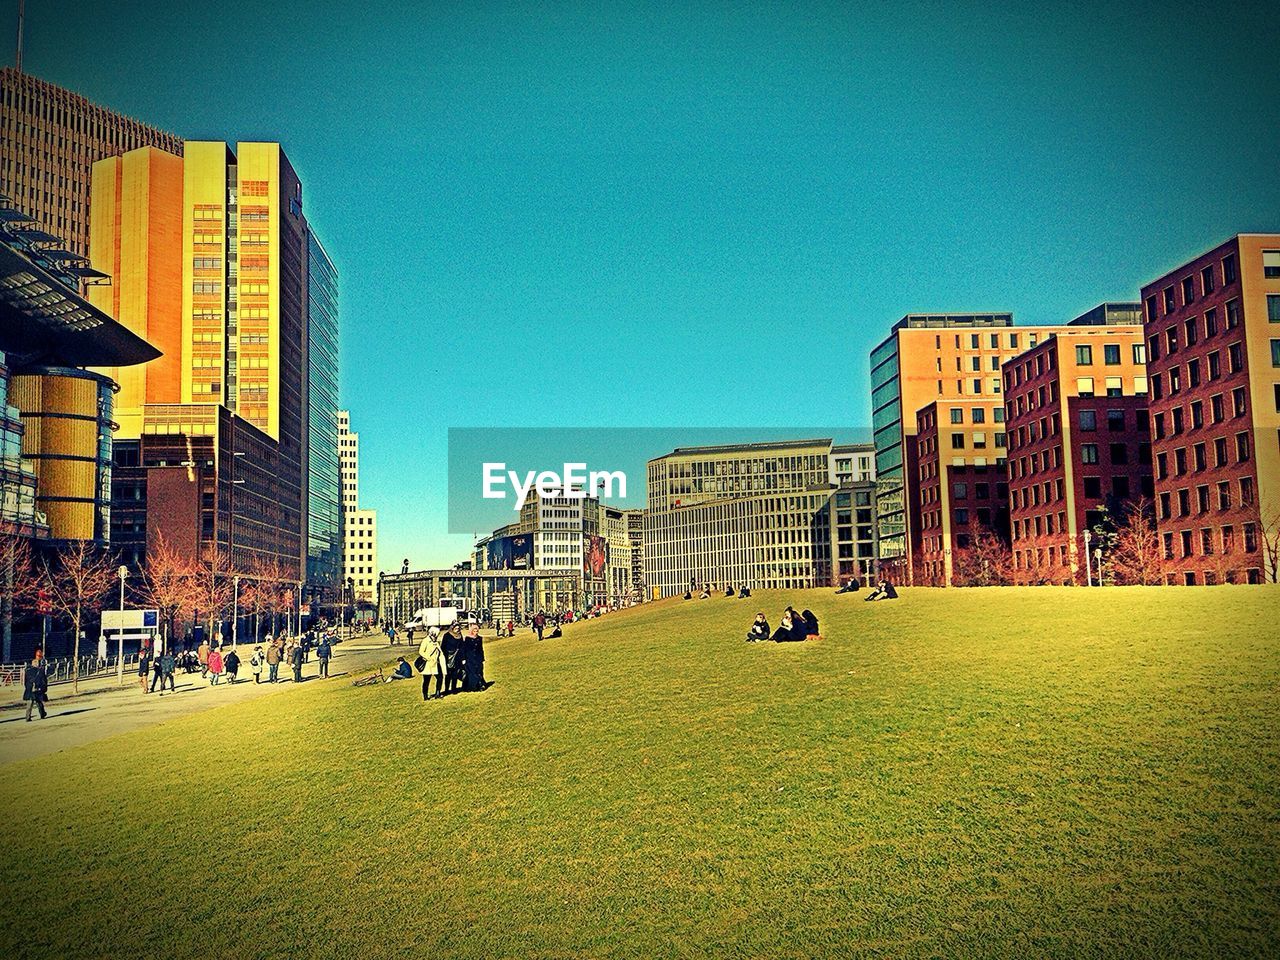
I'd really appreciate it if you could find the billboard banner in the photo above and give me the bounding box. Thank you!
[487,534,533,571]
[583,534,608,580]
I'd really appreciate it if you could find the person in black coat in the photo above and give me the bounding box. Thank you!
[442,624,463,694]
[801,610,819,638]
[462,624,486,692]
[746,613,770,642]
[290,643,304,682]
[23,647,49,721]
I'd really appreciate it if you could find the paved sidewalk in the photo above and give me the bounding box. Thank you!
[0,632,405,765]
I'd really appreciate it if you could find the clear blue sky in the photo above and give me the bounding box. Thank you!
[9,0,1278,569]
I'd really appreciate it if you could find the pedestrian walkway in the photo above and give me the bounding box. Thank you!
[0,632,396,765]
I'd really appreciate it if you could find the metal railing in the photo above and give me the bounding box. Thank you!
[0,653,142,687]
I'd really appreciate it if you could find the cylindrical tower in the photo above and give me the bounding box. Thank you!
[9,367,116,542]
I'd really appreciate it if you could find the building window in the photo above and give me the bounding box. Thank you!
[1225,299,1240,329]
[1272,339,1280,367]
[1182,276,1195,304]
[1079,409,1097,431]
[1163,287,1176,314]
[1077,377,1095,397]
[1076,344,1093,365]
[1107,409,1125,431]
[1132,343,1146,365]
[951,433,965,450]
[1201,264,1216,293]
[1081,444,1099,465]
[1265,250,1280,279]
[1110,443,1128,465]
[1204,309,1217,338]
[950,408,963,424]
[1223,254,1237,284]
[1236,432,1250,463]
[1105,377,1123,398]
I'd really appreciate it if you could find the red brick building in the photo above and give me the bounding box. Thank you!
[915,399,1010,586]
[1141,234,1280,585]
[1004,327,1152,583]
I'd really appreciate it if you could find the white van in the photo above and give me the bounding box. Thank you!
[403,598,476,631]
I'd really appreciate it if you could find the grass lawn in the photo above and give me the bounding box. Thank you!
[1,586,1278,959]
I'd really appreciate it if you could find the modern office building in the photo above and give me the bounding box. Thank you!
[0,194,159,545]
[306,233,341,606]
[339,410,378,602]
[88,141,327,585]
[830,443,879,582]
[1003,326,1153,584]
[0,67,183,259]
[1,196,159,657]
[1141,235,1280,585]
[645,439,855,597]
[870,308,1142,582]
[914,399,1011,587]
[871,314,1048,580]
[624,508,646,599]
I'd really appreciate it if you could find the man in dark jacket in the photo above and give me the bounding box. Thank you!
[290,642,304,683]
[158,648,176,694]
[23,647,49,721]
[532,611,546,642]
[442,624,463,694]
[316,636,333,678]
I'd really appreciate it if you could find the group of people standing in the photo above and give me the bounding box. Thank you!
[411,622,489,700]
[746,606,821,643]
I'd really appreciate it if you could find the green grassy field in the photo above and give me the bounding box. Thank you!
[2,587,1278,959]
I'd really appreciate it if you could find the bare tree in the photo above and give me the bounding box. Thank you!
[1,532,37,660]
[194,547,234,647]
[143,535,200,650]
[1256,509,1280,584]
[1108,497,1165,586]
[953,526,1013,587]
[39,540,118,694]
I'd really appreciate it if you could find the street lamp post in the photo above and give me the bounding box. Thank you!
[115,565,128,686]
[232,574,240,649]
[1083,529,1093,587]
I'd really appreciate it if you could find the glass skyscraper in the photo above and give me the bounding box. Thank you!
[306,232,342,601]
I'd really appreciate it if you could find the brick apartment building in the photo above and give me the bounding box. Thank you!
[1141,235,1280,585]
[915,398,1011,586]
[1004,326,1153,583]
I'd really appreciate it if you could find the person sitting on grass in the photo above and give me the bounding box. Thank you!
[801,609,820,639]
[739,586,751,599]
[683,590,692,600]
[770,611,801,642]
[725,585,736,597]
[386,657,413,682]
[746,613,770,642]
[864,579,900,602]
[699,587,711,600]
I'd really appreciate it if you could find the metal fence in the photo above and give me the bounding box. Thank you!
[0,653,142,687]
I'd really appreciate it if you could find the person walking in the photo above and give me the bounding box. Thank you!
[290,641,304,683]
[533,611,546,642]
[23,647,49,721]
[461,624,487,692]
[207,645,224,685]
[223,647,240,684]
[158,647,176,695]
[250,646,264,684]
[97,634,108,671]
[197,638,210,679]
[149,646,165,693]
[266,641,281,682]
[418,626,446,700]
[316,635,332,678]
[138,643,153,693]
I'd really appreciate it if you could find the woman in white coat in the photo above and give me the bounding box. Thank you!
[418,626,447,701]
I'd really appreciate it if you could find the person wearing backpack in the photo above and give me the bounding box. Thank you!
[316,635,333,679]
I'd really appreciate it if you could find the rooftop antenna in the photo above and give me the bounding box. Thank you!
[14,0,23,73]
